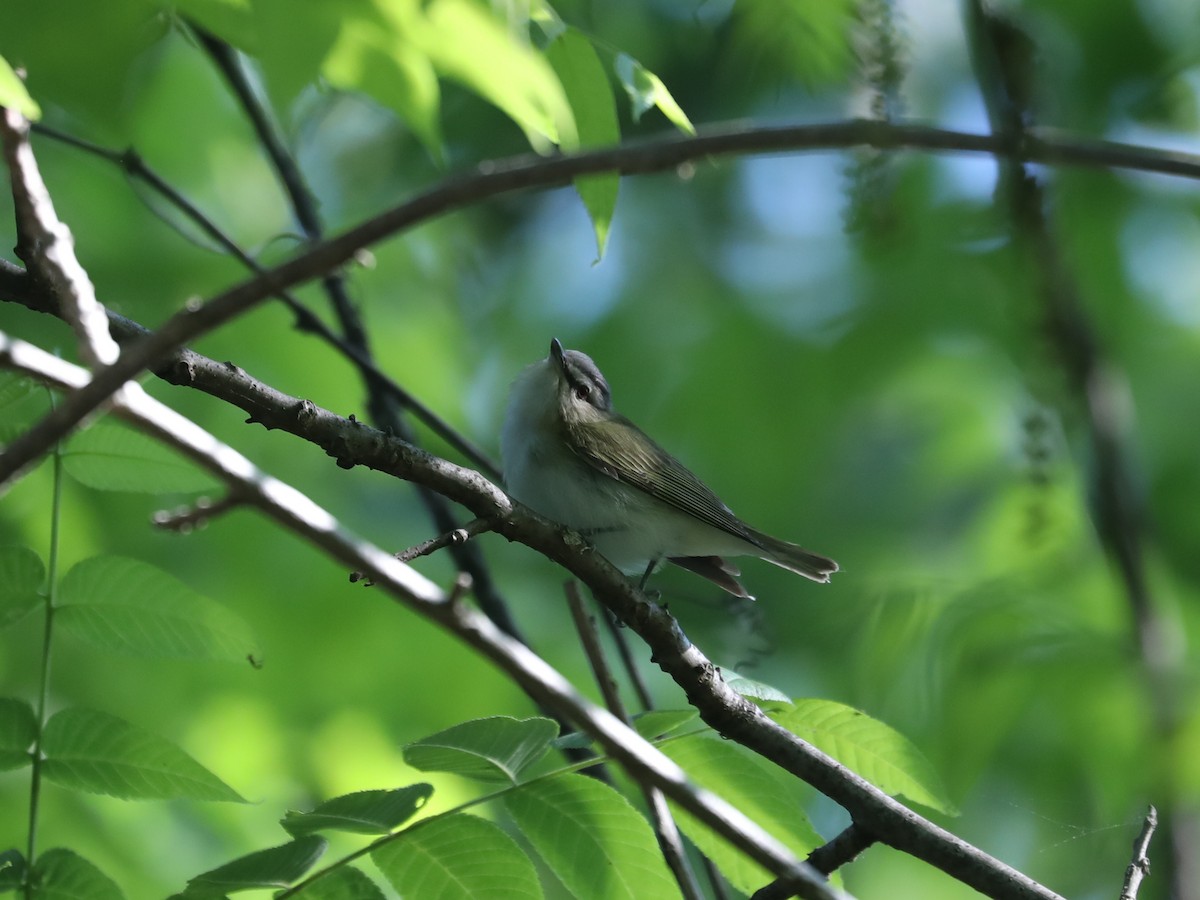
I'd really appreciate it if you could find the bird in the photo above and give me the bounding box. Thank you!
[500,338,837,598]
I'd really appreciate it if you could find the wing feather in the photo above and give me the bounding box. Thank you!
[564,416,756,545]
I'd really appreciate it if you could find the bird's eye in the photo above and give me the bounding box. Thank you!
[574,384,591,402]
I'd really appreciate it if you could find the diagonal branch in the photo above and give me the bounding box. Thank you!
[0,329,845,900]
[4,116,1200,484]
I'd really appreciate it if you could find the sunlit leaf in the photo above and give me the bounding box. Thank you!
[321,0,442,158]
[545,29,619,259]
[502,774,680,900]
[282,784,434,836]
[62,420,217,494]
[0,697,37,771]
[0,54,39,120]
[772,699,958,814]
[613,53,693,134]
[185,836,326,893]
[422,0,575,151]
[404,716,557,783]
[661,734,823,895]
[288,864,387,899]
[33,848,123,900]
[41,707,245,802]
[373,814,542,900]
[56,556,259,662]
[0,545,44,629]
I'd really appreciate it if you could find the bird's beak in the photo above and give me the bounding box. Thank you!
[549,338,565,369]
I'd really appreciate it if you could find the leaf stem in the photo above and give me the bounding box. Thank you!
[25,400,63,894]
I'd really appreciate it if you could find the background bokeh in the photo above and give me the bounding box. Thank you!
[2,0,1199,896]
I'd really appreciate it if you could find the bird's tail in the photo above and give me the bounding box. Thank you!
[750,532,839,583]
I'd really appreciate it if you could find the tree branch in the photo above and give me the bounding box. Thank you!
[0,329,845,900]
[4,116,1199,484]
[4,268,1067,897]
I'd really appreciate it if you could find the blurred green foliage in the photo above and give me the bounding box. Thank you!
[1,0,1199,897]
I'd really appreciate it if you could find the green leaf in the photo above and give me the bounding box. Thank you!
[319,0,443,158]
[404,716,557,783]
[720,669,791,703]
[41,707,246,803]
[502,774,680,900]
[545,29,620,259]
[661,734,823,895]
[185,836,326,894]
[631,709,697,740]
[62,420,218,494]
[33,848,124,900]
[772,699,958,814]
[56,556,259,662]
[0,849,26,891]
[372,814,541,900]
[288,865,386,900]
[0,697,36,771]
[0,545,44,630]
[282,784,434,836]
[422,0,575,152]
[0,54,39,120]
[613,54,693,134]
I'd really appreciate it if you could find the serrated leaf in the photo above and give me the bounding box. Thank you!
[282,784,434,836]
[373,813,541,899]
[545,29,619,259]
[41,707,245,803]
[0,697,37,771]
[0,849,26,891]
[720,669,791,703]
[56,556,259,662]
[0,546,44,630]
[632,709,697,740]
[288,864,386,899]
[186,836,326,893]
[62,420,217,494]
[613,54,693,134]
[405,716,557,784]
[33,848,123,900]
[503,775,680,900]
[772,699,958,814]
[661,734,823,895]
[0,55,40,120]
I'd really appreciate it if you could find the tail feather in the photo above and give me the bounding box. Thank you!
[668,556,754,599]
[751,532,839,584]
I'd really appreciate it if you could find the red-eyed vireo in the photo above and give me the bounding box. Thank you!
[500,339,838,598]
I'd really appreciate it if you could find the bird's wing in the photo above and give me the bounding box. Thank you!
[564,415,756,544]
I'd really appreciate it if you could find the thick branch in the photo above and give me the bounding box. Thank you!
[0,330,843,900]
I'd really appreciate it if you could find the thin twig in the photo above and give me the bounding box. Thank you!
[1119,806,1157,900]
[753,822,877,899]
[601,605,656,712]
[349,517,495,583]
[566,582,705,900]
